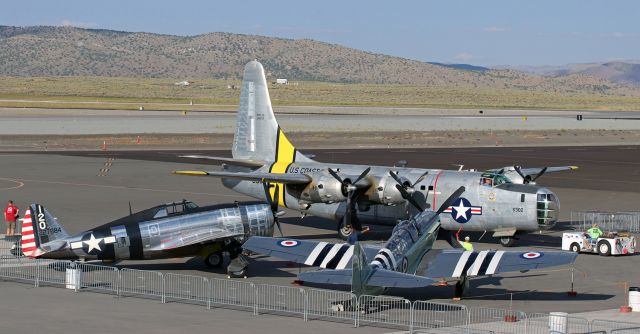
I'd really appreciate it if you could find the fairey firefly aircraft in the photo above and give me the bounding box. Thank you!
[175,60,576,247]
[243,187,577,298]
[20,196,282,277]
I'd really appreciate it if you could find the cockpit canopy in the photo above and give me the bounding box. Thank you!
[152,200,199,219]
[479,172,512,188]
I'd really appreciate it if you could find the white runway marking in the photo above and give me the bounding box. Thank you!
[0,177,25,190]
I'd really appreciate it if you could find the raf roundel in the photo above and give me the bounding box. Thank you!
[278,240,300,247]
[520,252,543,259]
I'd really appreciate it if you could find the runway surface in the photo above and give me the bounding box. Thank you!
[2,107,640,135]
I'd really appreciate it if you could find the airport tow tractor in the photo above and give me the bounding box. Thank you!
[562,231,636,256]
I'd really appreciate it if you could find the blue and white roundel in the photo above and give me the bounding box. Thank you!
[520,252,543,259]
[445,197,483,224]
[278,240,300,247]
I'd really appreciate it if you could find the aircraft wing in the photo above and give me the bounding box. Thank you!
[179,155,266,168]
[243,236,380,269]
[518,166,578,177]
[298,268,434,288]
[418,249,577,279]
[153,227,244,251]
[173,170,312,184]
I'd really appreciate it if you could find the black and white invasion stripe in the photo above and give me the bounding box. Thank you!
[303,242,354,269]
[451,250,505,278]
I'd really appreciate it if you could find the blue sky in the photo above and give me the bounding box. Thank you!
[2,1,638,66]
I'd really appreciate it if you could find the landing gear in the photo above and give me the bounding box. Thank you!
[454,275,469,300]
[337,220,352,241]
[204,251,224,268]
[499,236,517,247]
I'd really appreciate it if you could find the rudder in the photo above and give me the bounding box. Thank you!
[20,204,69,257]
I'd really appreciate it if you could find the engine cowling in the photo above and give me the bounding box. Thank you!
[362,174,408,206]
[299,172,347,204]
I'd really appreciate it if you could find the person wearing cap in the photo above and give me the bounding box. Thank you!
[455,228,474,251]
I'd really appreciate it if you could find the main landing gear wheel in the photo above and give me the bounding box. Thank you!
[597,240,611,256]
[499,237,516,247]
[204,251,224,268]
[337,220,352,241]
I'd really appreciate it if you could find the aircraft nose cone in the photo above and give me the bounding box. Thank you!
[536,188,560,229]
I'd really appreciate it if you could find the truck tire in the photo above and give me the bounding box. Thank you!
[570,243,581,253]
[597,241,611,256]
[499,237,516,247]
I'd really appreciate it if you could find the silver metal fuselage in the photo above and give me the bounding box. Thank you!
[40,203,274,261]
[223,162,559,234]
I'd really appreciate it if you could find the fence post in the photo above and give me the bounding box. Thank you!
[161,273,166,304]
[116,268,121,297]
[355,294,360,328]
[301,288,308,322]
[409,301,414,334]
[252,283,258,316]
[205,278,211,310]
[34,258,39,288]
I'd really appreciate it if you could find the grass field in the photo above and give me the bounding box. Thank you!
[1,76,640,111]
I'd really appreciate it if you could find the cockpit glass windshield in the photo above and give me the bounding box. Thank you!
[480,172,512,187]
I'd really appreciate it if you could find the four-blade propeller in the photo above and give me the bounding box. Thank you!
[262,182,284,237]
[327,167,371,231]
[513,165,547,184]
[389,170,429,212]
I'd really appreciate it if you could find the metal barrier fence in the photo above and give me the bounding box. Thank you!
[2,254,639,334]
[527,312,591,334]
[118,268,163,300]
[163,273,209,307]
[571,211,640,233]
[357,294,412,330]
[592,319,640,334]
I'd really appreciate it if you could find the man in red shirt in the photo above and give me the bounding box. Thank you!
[4,200,19,236]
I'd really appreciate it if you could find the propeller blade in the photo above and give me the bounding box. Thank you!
[397,184,425,212]
[411,171,429,188]
[388,170,404,186]
[128,201,133,216]
[436,186,466,215]
[262,182,283,236]
[513,165,529,183]
[531,167,548,182]
[497,168,505,175]
[353,167,371,185]
[327,168,343,184]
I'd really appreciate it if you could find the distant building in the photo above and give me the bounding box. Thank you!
[275,78,288,85]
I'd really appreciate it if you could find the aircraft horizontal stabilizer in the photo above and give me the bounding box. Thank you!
[173,170,312,184]
[178,155,266,168]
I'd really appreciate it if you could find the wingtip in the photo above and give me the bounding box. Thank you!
[569,166,579,170]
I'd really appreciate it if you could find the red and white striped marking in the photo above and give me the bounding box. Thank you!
[443,207,482,214]
[20,209,38,257]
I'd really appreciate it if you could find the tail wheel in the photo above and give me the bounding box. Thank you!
[499,237,516,247]
[570,243,581,253]
[337,220,352,241]
[597,240,611,256]
[205,251,224,268]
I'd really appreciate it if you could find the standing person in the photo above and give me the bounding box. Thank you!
[346,224,370,245]
[4,200,19,237]
[455,228,474,251]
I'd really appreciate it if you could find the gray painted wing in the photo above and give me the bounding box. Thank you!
[243,237,380,269]
[419,249,577,279]
[154,228,242,251]
[298,269,353,285]
[519,166,578,176]
[367,269,435,288]
[174,170,311,184]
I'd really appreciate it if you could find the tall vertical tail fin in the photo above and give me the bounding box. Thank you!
[351,243,371,296]
[232,60,313,163]
[20,204,69,258]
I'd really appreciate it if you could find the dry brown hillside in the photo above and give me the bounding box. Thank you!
[0,25,637,96]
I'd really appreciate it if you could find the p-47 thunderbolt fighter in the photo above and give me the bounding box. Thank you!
[175,60,577,247]
[243,187,577,298]
[20,198,281,277]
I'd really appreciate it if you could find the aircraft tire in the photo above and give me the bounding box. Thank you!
[597,240,611,256]
[337,221,352,241]
[205,251,224,268]
[499,237,516,247]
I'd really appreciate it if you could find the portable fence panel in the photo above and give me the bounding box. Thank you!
[118,268,163,300]
[209,277,256,312]
[592,319,640,334]
[527,313,591,334]
[35,260,74,287]
[356,295,412,330]
[0,256,38,283]
[411,301,470,334]
[255,284,306,318]
[163,273,209,306]
[468,307,526,334]
[76,263,119,294]
[305,288,358,325]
